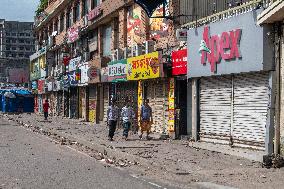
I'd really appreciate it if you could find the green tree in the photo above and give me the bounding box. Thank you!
[35,0,48,16]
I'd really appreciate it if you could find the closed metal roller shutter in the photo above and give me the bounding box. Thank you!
[199,72,269,149]
[232,72,269,149]
[199,76,232,144]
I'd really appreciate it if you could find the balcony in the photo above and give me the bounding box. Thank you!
[257,0,284,24]
[182,0,268,29]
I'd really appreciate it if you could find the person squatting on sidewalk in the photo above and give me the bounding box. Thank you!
[140,99,153,140]
[43,99,50,121]
[106,99,119,141]
[121,98,135,141]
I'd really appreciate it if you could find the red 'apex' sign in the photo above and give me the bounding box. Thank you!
[201,26,242,73]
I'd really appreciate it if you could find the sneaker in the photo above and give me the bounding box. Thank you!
[139,134,142,139]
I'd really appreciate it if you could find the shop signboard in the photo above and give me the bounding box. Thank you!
[88,5,103,21]
[187,9,274,78]
[108,59,127,82]
[38,79,45,94]
[32,81,38,90]
[68,71,78,86]
[67,26,79,43]
[172,49,187,75]
[47,82,53,91]
[79,62,89,85]
[68,56,81,72]
[127,51,161,80]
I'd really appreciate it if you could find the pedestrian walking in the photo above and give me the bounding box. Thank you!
[139,99,153,140]
[121,98,135,141]
[43,99,50,121]
[106,99,119,141]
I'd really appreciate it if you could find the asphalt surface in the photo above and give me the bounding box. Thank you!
[0,118,172,189]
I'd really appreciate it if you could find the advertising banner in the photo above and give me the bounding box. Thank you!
[172,49,187,76]
[108,59,127,82]
[38,79,45,94]
[67,26,79,43]
[79,62,89,85]
[68,56,81,72]
[127,51,160,80]
[68,71,78,86]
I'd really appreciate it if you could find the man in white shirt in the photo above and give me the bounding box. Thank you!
[107,99,119,141]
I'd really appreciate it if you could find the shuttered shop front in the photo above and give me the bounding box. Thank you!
[199,72,269,149]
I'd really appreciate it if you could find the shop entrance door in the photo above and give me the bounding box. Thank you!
[175,79,188,138]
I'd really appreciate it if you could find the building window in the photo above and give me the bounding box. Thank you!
[12,33,17,36]
[26,33,31,37]
[60,14,64,32]
[74,3,80,22]
[91,0,100,9]
[19,33,25,36]
[54,20,58,32]
[66,10,72,29]
[103,25,112,56]
[6,39,10,43]
[83,0,89,16]
[6,32,10,36]
[12,47,16,50]
[20,46,24,50]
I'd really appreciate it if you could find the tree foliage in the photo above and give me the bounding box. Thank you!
[35,0,48,16]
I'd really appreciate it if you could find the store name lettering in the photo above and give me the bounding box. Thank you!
[201,26,242,73]
[108,63,126,77]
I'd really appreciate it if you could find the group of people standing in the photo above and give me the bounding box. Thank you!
[106,98,153,141]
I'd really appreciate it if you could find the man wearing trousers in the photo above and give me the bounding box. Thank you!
[121,98,135,140]
[106,99,119,141]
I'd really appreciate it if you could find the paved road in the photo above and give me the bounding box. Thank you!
[0,118,172,189]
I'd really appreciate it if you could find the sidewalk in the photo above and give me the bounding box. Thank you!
[2,113,284,189]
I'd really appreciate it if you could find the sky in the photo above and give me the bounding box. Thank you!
[0,0,39,22]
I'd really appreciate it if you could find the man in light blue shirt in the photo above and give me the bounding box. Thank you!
[121,98,135,140]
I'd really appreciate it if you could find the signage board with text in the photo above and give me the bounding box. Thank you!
[127,51,161,80]
[187,9,274,78]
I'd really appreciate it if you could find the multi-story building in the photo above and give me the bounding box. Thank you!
[31,0,178,135]
[0,19,35,85]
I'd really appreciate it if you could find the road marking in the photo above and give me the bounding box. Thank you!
[148,182,162,188]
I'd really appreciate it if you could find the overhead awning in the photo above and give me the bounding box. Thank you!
[257,0,284,24]
[134,0,166,17]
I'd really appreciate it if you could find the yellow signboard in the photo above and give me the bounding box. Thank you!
[127,52,160,80]
[168,78,175,132]
[137,80,143,129]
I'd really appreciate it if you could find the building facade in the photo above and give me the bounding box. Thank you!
[32,0,281,156]
[0,19,35,85]
[258,0,284,155]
